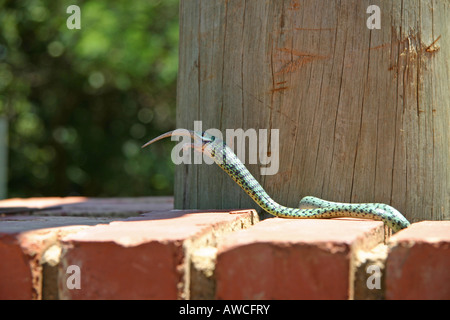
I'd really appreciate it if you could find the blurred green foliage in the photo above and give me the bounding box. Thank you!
[0,0,179,197]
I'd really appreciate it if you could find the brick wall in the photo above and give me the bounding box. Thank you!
[0,197,448,300]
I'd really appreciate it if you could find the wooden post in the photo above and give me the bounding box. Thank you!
[176,0,449,223]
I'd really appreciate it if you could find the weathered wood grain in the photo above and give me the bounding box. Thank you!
[176,0,449,222]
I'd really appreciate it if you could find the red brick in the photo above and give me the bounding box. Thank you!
[0,216,100,300]
[215,218,385,300]
[0,234,34,299]
[0,196,172,300]
[386,221,450,300]
[0,196,173,216]
[59,210,256,300]
[0,197,87,209]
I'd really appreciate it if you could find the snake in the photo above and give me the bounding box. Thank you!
[142,130,410,232]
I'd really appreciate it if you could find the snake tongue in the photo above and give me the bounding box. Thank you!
[141,130,196,148]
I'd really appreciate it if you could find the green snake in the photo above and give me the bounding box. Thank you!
[142,130,410,232]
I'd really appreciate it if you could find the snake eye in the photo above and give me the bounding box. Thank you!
[202,135,215,145]
[200,132,215,143]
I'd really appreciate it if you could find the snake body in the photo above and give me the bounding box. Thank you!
[143,130,410,232]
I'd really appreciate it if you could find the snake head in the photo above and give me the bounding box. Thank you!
[142,129,218,155]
